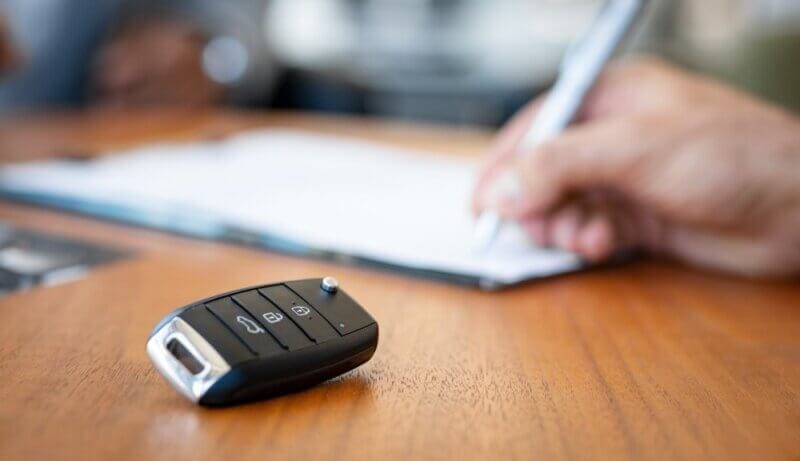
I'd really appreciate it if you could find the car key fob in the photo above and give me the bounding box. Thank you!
[146,277,378,406]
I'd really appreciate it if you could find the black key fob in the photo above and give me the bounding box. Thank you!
[146,277,378,406]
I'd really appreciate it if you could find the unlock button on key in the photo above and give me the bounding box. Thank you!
[262,311,284,324]
[232,290,313,351]
[206,297,283,357]
[259,285,338,343]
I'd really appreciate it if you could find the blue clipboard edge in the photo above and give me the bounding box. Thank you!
[0,187,523,288]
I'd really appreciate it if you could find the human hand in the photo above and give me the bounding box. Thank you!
[90,20,225,107]
[473,57,800,277]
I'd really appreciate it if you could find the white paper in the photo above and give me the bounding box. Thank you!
[0,130,582,287]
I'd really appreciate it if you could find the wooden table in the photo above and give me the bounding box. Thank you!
[1,109,799,461]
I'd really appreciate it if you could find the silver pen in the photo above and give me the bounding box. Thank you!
[472,0,648,252]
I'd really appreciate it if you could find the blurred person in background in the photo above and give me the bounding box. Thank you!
[3,0,799,122]
[1,0,798,276]
[0,0,275,112]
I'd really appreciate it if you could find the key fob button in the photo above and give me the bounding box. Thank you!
[259,285,338,343]
[287,279,374,335]
[206,297,283,357]
[177,305,253,365]
[232,290,313,351]
[148,278,378,406]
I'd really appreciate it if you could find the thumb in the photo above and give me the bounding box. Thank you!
[472,98,544,212]
[507,117,649,217]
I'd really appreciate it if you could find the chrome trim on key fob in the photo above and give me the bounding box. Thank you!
[146,316,231,403]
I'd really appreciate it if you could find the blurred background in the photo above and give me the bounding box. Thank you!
[1,0,799,126]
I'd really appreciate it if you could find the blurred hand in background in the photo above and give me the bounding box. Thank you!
[90,19,225,108]
[473,57,800,278]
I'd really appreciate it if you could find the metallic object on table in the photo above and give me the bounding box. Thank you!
[0,223,126,296]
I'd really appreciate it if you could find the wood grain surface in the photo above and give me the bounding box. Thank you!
[0,110,798,461]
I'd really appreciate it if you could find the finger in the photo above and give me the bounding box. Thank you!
[509,116,655,218]
[482,57,664,168]
[579,56,702,123]
[575,211,616,262]
[588,192,643,251]
[549,203,585,252]
[483,98,545,170]
[519,198,588,250]
[520,197,623,261]
[472,98,545,212]
[571,193,668,261]
[521,217,547,247]
[474,57,677,215]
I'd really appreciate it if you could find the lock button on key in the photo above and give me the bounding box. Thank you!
[148,278,378,405]
[259,285,338,343]
[232,290,313,351]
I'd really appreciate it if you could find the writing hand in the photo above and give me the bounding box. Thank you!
[474,58,800,277]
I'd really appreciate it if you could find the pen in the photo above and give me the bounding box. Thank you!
[472,0,648,252]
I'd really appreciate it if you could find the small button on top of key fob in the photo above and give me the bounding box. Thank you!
[146,277,378,406]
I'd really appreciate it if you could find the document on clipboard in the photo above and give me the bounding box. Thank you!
[0,130,583,289]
